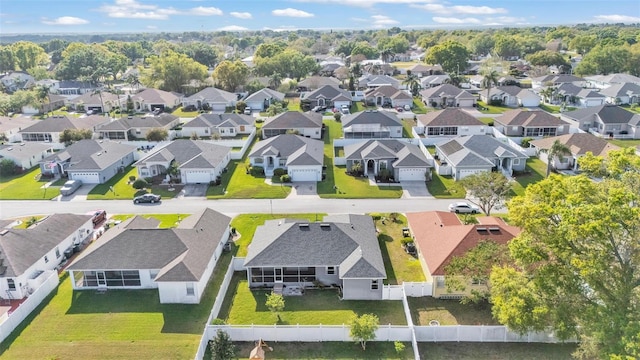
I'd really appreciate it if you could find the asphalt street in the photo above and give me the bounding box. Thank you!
[0,197,456,219]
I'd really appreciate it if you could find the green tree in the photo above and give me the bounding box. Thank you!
[11,41,48,70]
[132,178,149,190]
[493,36,522,58]
[444,73,466,87]
[481,70,499,104]
[445,240,511,304]
[265,293,285,322]
[423,40,470,74]
[0,158,17,176]
[35,85,51,117]
[575,44,632,76]
[403,73,421,97]
[568,34,597,55]
[144,50,208,92]
[541,139,571,177]
[470,33,495,56]
[145,128,169,142]
[526,50,570,68]
[0,46,16,72]
[351,41,379,60]
[493,174,640,358]
[212,60,249,92]
[209,330,235,360]
[350,313,379,350]
[179,42,218,68]
[59,129,92,145]
[460,171,511,216]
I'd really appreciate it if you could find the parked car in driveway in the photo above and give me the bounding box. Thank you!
[91,210,107,226]
[133,193,161,204]
[60,180,82,196]
[448,201,480,214]
[311,105,326,112]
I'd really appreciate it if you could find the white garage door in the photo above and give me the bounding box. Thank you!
[69,172,100,184]
[290,168,318,182]
[211,104,226,112]
[398,168,425,181]
[184,170,212,184]
[457,169,483,180]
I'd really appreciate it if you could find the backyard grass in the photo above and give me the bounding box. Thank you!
[391,61,420,69]
[0,167,61,200]
[352,101,378,113]
[286,97,301,112]
[171,106,200,118]
[539,103,577,114]
[620,104,640,114]
[476,101,510,114]
[87,166,181,200]
[402,119,416,137]
[375,213,426,284]
[109,213,190,228]
[426,169,466,199]
[419,342,576,360]
[478,117,494,125]
[230,213,324,257]
[317,120,403,199]
[510,158,546,197]
[0,250,236,360]
[608,138,640,148]
[408,297,497,326]
[220,275,407,325]
[412,98,428,114]
[232,341,414,359]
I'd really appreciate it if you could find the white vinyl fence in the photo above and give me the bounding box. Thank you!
[414,325,573,343]
[0,270,59,343]
[205,324,413,342]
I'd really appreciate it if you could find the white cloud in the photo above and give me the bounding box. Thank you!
[593,14,640,23]
[42,16,89,25]
[189,6,223,16]
[371,15,399,26]
[413,3,507,15]
[272,8,314,17]
[350,17,368,22]
[218,25,249,31]
[230,12,252,19]
[295,0,438,7]
[432,16,481,24]
[146,25,158,29]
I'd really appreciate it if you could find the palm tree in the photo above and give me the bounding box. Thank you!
[481,70,499,105]
[380,48,395,64]
[92,88,105,115]
[403,74,421,97]
[544,140,572,177]
[127,73,142,94]
[540,87,555,104]
[444,73,466,88]
[268,72,282,89]
[36,85,51,117]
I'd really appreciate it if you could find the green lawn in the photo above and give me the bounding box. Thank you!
[232,341,414,359]
[608,139,640,148]
[0,167,61,200]
[539,104,577,114]
[412,98,428,114]
[352,101,378,113]
[171,106,199,118]
[478,117,494,126]
[391,61,420,69]
[286,97,302,112]
[220,275,407,325]
[510,158,547,197]
[408,297,497,326]
[375,214,426,284]
[476,101,510,114]
[87,166,181,200]
[317,120,403,199]
[206,160,291,199]
[0,251,235,360]
[109,213,190,228]
[620,104,640,114]
[230,213,324,257]
[419,343,576,360]
[426,169,466,199]
[402,119,415,138]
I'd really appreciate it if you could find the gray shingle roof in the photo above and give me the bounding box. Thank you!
[97,113,178,131]
[417,108,484,127]
[343,110,401,128]
[297,76,340,89]
[304,85,352,102]
[563,105,636,124]
[0,143,52,163]
[41,140,136,171]
[0,214,92,277]
[183,113,254,129]
[599,83,640,97]
[244,88,285,103]
[68,208,231,282]
[437,135,525,167]
[184,87,237,103]
[262,111,322,130]
[364,85,411,100]
[249,134,324,166]
[0,116,39,133]
[19,115,110,133]
[244,214,385,279]
[344,139,429,167]
[132,88,180,104]
[419,84,475,100]
[136,140,230,169]
[530,133,621,156]
[495,109,568,127]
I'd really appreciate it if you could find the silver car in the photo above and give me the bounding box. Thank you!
[448,201,480,214]
[60,180,82,196]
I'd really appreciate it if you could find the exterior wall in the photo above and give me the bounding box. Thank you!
[262,127,321,139]
[342,278,383,300]
[518,94,541,107]
[453,167,491,181]
[287,165,323,182]
[388,125,403,138]
[157,281,199,304]
[511,157,527,171]
[182,126,211,138]
[423,125,486,137]
[68,151,135,184]
[458,98,476,107]
[0,150,51,170]
[246,100,266,111]
[391,98,413,108]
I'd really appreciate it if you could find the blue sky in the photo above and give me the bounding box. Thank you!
[1,0,639,34]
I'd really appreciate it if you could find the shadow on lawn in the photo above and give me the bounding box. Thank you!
[378,234,398,285]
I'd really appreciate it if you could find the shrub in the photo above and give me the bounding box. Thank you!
[132,178,149,189]
[401,237,413,246]
[430,101,438,108]
[487,121,494,126]
[521,137,534,148]
[273,168,286,177]
[489,99,503,106]
[128,175,136,182]
[249,166,265,177]
[0,158,17,176]
[394,341,406,354]
[370,213,383,222]
[211,318,226,325]
[255,118,264,123]
[280,174,291,183]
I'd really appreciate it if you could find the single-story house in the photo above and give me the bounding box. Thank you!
[97,114,180,141]
[249,134,323,180]
[182,113,255,139]
[494,109,571,137]
[0,143,55,170]
[406,211,520,299]
[135,140,230,184]
[585,73,640,89]
[262,111,323,139]
[561,105,640,138]
[363,85,413,108]
[319,63,343,77]
[0,71,35,93]
[67,208,232,304]
[243,214,386,300]
[244,88,285,112]
[301,85,352,111]
[0,214,94,300]
[344,139,431,181]
[19,115,109,145]
[357,74,401,90]
[342,110,403,139]
[0,116,40,142]
[39,94,66,114]
[599,83,640,105]
[531,74,585,90]
[552,83,605,108]
[420,74,450,89]
[530,133,621,172]
[40,139,137,184]
[480,86,540,107]
[417,108,487,137]
[435,135,528,180]
[419,84,476,108]
[407,64,443,77]
[131,89,181,112]
[363,63,395,77]
[297,76,341,92]
[55,80,99,95]
[67,92,122,113]
[182,87,237,112]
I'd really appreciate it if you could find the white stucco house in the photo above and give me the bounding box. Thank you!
[344,139,431,181]
[342,110,403,139]
[416,108,487,137]
[249,134,324,181]
[0,143,55,170]
[480,86,540,107]
[243,88,285,112]
[182,87,238,112]
[182,113,255,138]
[67,208,231,304]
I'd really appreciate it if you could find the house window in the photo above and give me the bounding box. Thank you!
[204,129,209,134]
[397,129,401,134]
[230,128,234,133]
[186,283,195,296]
[150,270,159,280]
[327,266,336,275]
[436,277,445,288]
[7,279,15,291]
[371,280,379,290]
[513,159,520,165]
[135,129,141,134]
[44,255,49,263]
[221,129,225,133]
[55,247,60,259]
[279,159,286,166]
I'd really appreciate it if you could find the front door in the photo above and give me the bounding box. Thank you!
[274,268,283,282]
[97,271,106,286]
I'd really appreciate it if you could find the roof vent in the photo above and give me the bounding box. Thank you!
[476,227,488,233]
[489,227,501,233]
[96,152,102,156]
[320,223,331,229]
[299,223,309,229]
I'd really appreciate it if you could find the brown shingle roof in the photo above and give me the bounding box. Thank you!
[529,133,621,157]
[417,108,484,127]
[495,109,568,127]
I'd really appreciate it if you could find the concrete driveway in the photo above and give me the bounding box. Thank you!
[287,182,319,199]
[180,184,208,197]
[400,181,431,199]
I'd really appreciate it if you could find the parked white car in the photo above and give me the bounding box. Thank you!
[448,201,480,214]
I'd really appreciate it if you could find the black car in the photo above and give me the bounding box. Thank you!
[133,193,161,204]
